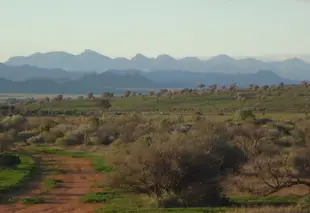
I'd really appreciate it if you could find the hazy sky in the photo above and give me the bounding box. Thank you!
[0,0,309,61]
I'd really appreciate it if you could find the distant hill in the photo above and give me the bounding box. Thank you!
[0,63,83,82]
[5,50,310,80]
[0,63,298,94]
[0,72,159,94]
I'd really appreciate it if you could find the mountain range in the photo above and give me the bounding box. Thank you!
[5,50,310,81]
[0,50,309,94]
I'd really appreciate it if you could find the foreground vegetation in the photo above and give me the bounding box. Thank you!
[3,83,310,212]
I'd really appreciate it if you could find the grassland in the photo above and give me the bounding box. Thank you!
[17,85,310,115]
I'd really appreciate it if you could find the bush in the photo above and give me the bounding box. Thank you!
[234,109,255,121]
[0,115,27,131]
[40,131,59,144]
[56,130,84,146]
[104,121,245,207]
[0,132,15,153]
[298,195,310,210]
[0,153,36,194]
[0,152,21,167]
[18,131,37,141]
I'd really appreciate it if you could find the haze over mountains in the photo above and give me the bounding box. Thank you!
[0,50,310,94]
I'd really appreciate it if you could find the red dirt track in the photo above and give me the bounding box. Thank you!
[0,154,105,213]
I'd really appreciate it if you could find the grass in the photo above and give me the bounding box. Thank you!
[91,190,300,213]
[231,196,299,206]
[80,191,122,203]
[0,152,36,193]
[18,196,45,204]
[95,207,230,213]
[92,182,105,188]
[40,178,63,192]
[47,167,67,175]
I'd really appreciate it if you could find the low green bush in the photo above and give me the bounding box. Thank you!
[0,152,21,167]
[0,152,36,203]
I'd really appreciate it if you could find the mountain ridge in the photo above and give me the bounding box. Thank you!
[5,50,310,80]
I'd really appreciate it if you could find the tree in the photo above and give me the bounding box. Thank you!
[98,99,112,110]
[198,84,205,90]
[160,88,168,93]
[279,82,285,88]
[301,81,308,89]
[156,93,161,104]
[101,92,114,98]
[87,92,94,99]
[124,90,131,97]
[253,85,260,91]
[54,94,63,101]
[229,82,237,94]
[167,91,173,100]
[248,84,254,91]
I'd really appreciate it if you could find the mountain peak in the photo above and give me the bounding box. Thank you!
[80,49,100,55]
[156,54,175,61]
[132,53,149,60]
[78,49,111,60]
[284,57,307,64]
[210,54,235,62]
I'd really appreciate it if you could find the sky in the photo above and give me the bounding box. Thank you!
[0,0,309,61]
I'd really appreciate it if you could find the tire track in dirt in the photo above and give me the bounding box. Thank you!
[0,154,105,213]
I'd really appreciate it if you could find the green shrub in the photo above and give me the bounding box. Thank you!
[234,109,255,121]
[0,152,21,167]
[0,153,36,194]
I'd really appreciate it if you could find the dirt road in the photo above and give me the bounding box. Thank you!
[0,154,105,213]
